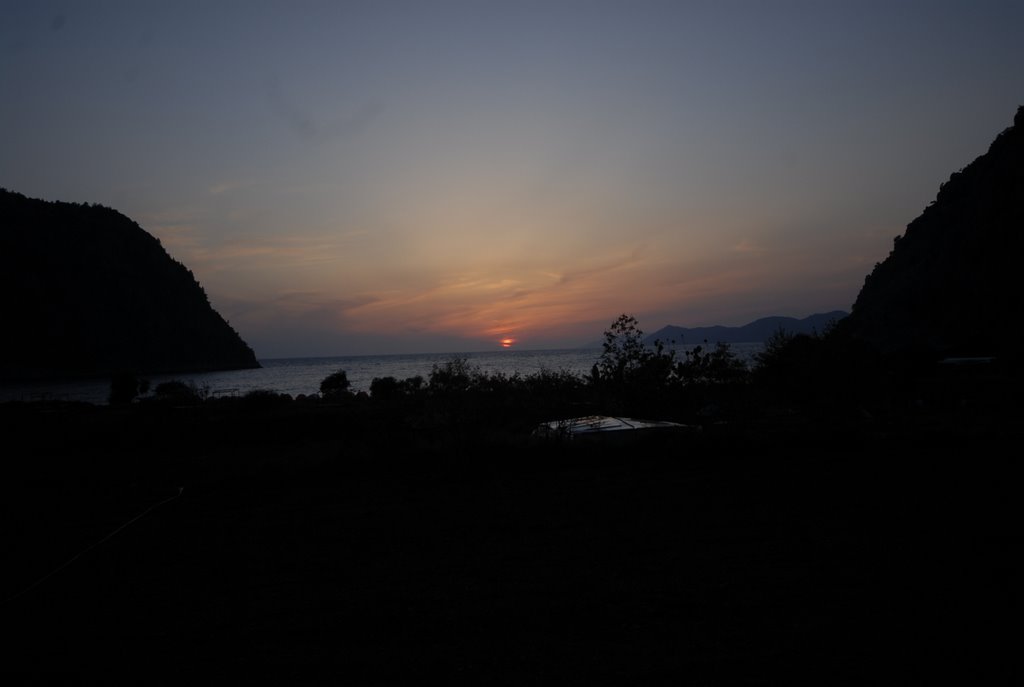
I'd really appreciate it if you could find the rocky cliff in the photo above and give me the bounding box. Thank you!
[846,106,1024,356]
[0,189,259,381]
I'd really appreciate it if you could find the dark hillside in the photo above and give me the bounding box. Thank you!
[0,189,258,381]
[846,106,1024,356]
[646,311,847,346]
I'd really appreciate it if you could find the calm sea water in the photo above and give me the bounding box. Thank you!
[1,343,764,405]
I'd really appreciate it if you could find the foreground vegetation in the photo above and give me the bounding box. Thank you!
[1,315,1018,679]
[96,312,1023,444]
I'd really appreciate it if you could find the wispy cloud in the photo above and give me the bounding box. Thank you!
[207,181,255,196]
[147,225,367,272]
[217,290,379,334]
[733,239,767,254]
[332,249,666,342]
[263,73,385,143]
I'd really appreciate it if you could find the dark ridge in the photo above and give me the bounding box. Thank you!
[0,189,259,381]
[644,311,848,346]
[845,106,1024,356]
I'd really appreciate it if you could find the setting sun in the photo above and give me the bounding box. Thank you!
[500,338,515,348]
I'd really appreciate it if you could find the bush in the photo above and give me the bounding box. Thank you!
[428,358,478,394]
[109,371,148,405]
[370,375,424,402]
[594,314,677,390]
[752,324,882,412]
[152,380,207,405]
[319,369,352,399]
[241,388,293,407]
[676,341,748,386]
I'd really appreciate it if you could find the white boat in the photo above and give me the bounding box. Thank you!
[534,415,696,440]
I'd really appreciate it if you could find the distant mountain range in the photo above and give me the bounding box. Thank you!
[0,189,259,382]
[643,311,848,346]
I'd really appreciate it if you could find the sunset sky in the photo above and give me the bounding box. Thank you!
[2,1,1022,357]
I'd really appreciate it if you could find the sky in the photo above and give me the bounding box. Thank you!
[2,1,1022,357]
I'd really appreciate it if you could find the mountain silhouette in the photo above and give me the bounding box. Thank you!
[644,311,848,346]
[846,106,1024,356]
[0,189,259,381]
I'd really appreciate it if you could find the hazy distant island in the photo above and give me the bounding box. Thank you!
[643,311,848,347]
[0,189,259,382]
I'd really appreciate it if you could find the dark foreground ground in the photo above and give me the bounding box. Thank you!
[0,400,1017,682]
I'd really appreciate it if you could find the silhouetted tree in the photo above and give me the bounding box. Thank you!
[151,379,206,405]
[595,314,676,389]
[241,388,293,407]
[675,341,747,386]
[370,375,424,401]
[428,358,477,394]
[109,371,146,405]
[320,369,352,399]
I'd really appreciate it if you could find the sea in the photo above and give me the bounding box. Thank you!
[0,343,765,405]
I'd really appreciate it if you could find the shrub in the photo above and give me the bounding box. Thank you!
[319,369,352,399]
[594,314,676,390]
[428,358,478,394]
[370,375,424,401]
[241,388,293,407]
[109,371,148,405]
[676,341,748,386]
[152,380,207,405]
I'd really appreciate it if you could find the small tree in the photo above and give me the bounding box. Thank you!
[754,327,797,371]
[676,340,748,386]
[428,358,478,394]
[320,369,352,398]
[595,314,676,388]
[152,380,206,405]
[370,374,424,401]
[109,371,144,405]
